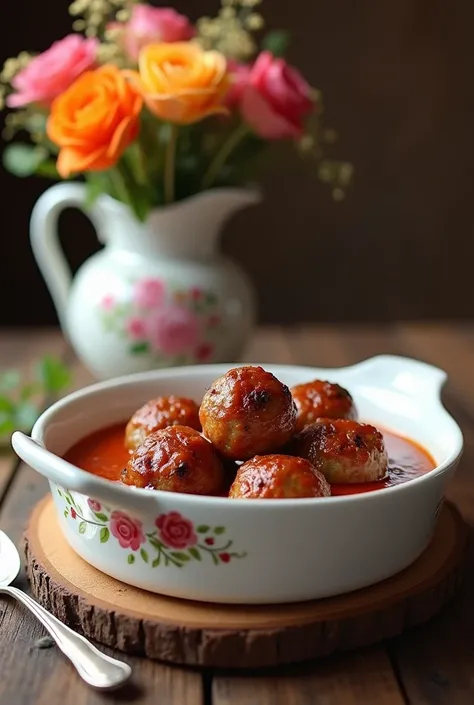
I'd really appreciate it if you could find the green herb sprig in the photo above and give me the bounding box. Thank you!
[0,356,72,439]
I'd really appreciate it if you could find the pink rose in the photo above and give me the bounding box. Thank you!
[133,278,165,309]
[7,35,98,108]
[225,61,251,106]
[110,511,145,551]
[101,294,115,311]
[156,511,197,549]
[196,343,213,362]
[241,51,314,139]
[126,316,148,340]
[87,498,102,512]
[147,305,199,356]
[112,5,195,61]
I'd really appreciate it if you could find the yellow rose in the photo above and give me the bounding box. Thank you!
[126,42,229,124]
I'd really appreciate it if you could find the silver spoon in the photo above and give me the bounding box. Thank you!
[0,530,132,690]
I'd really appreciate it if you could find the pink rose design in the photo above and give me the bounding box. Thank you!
[87,498,102,512]
[126,316,148,340]
[196,343,213,362]
[190,287,203,300]
[241,51,314,139]
[225,61,251,107]
[133,278,165,309]
[111,5,195,61]
[156,512,197,549]
[7,35,97,108]
[110,511,145,551]
[147,305,199,356]
[101,294,115,311]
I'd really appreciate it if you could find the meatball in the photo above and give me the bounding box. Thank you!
[229,455,331,499]
[125,396,201,451]
[291,418,388,484]
[121,425,225,495]
[199,366,297,460]
[291,380,357,432]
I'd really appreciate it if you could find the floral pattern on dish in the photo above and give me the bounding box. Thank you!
[58,488,247,567]
[98,277,223,365]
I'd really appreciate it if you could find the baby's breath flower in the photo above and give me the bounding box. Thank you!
[245,13,264,30]
[115,8,130,21]
[69,0,137,39]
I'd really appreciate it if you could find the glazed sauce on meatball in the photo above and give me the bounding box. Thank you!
[63,422,436,495]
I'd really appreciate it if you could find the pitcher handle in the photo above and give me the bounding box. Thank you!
[29,182,104,335]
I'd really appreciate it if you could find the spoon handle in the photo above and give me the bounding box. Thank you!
[0,586,131,689]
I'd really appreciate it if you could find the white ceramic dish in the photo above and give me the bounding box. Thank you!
[12,355,463,605]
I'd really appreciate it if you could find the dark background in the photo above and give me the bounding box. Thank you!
[1,0,474,327]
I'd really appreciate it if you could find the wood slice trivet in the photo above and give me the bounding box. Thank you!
[24,496,468,670]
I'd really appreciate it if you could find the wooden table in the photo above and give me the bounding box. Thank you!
[1,323,474,705]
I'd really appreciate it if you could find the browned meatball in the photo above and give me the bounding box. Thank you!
[199,366,297,460]
[229,455,331,499]
[291,380,357,432]
[291,418,388,484]
[121,425,225,495]
[125,396,201,451]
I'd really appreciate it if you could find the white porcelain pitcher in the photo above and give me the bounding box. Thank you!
[30,183,260,380]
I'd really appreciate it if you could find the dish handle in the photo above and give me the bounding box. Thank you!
[10,431,154,513]
[344,354,448,401]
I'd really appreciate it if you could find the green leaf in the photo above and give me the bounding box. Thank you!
[2,143,49,177]
[35,356,71,394]
[140,548,149,563]
[152,557,160,568]
[79,521,87,535]
[65,496,72,505]
[85,172,110,207]
[171,552,190,562]
[94,512,109,522]
[100,527,110,543]
[63,509,69,519]
[14,402,39,432]
[189,547,201,561]
[261,30,291,58]
[0,418,15,435]
[128,554,135,564]
[130,342,150,355]
[214,526,226,535]
[0,370,20,393]
[20,382,42,401]
[197,525,210,534]
[0,396,15,414]
[35,160,60,180]
[206,292,218,306]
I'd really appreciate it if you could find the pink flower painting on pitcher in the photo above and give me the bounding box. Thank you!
[99,276,222,365]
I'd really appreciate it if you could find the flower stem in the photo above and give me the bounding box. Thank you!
[109,161,133,209]
[202,123,250,190]
[164,124,179,204]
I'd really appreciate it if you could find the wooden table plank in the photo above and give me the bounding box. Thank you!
[0,332,204,705]
[385,323,474,704]
[213,324,407,705]
[213,649,405,705]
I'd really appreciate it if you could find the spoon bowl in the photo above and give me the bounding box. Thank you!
[0,529,131,689]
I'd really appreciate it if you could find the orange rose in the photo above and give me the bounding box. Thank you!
[126,42,229,124]
[47,65,143,178]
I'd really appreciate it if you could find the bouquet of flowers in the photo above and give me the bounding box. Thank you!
[0,0,352,221]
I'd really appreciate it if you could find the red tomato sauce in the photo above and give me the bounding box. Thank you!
[63,422,436,496]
